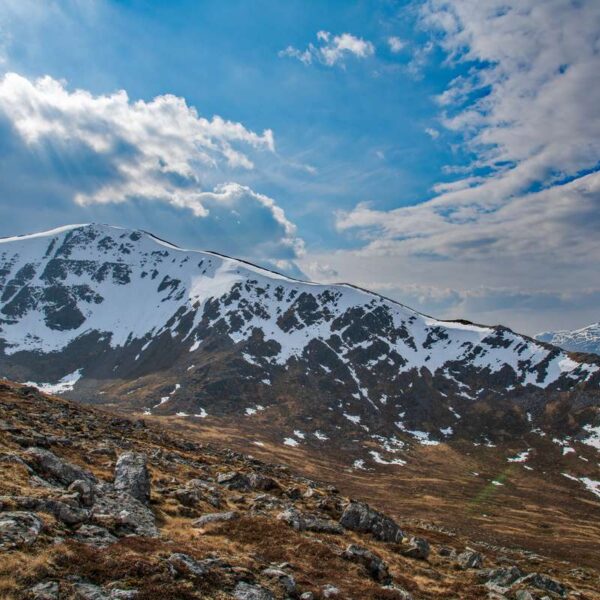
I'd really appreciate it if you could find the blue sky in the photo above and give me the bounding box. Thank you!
[0,0,598,334]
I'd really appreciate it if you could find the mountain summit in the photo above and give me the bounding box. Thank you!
[1,224,599,455]
[536,322,600,356]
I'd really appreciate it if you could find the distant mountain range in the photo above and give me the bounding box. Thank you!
[1,224,599,466]
[536,322,600,356]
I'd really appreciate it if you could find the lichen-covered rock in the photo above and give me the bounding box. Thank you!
[401,536,430,560]
[277,507,343,534]
[342,544,391,584]
[517,573,566,597]
[339,501,403,542]
[456,550,484,569]
[29,580,59,600]
[233,581,275,600]
[217,471,251,491]
[114,452,150,504]
[26,447,95,486]
[68,479,96,507]
[0,511,42,548]
[72,524,117,547]
[168,552,209,578]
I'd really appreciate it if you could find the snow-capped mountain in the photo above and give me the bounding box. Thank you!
[1,224,599,448]
[536,323,600,357]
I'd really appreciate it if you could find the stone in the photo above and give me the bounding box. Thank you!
[514,591,535,600]
[233,581,275,600]
[484,566,523,592]
[217,471,251,491]
[262,567,296,594]
[168,552,208,578]
[26,447,95,486]
[401,536,430,560]
[339,501,403,542]
[193,511,239,526]
[277,508,343,534]
[456,550,484,569]
[342,544,391,584]
[299,593,314,600]
[73,524,117,547]
[322,584,340,598]
[518,573,566,597]
[69,479,96,507]
[29,581,59,600]
[114,452,151,504]
[248,473,279,491]
[0,511,43,548]
[44,499,89,525]
[73,583,109,600]
[91,483,158,537]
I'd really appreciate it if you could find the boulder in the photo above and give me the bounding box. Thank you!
[114,453,151,504]
[277,508,343,534]
[233,581,275,600]
[26,447,95,486]
[339,501,403,542]
[342,544,391,584]
[217,471,251,491]
[0,511,43,548]
[517,573,566,597]
[483,566,523,592]
[91,483,158,537]
[401,536,430,560]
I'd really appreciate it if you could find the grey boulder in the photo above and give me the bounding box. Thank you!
[114,452,151,504]
[339,501,403,543]
[0,511,43,548]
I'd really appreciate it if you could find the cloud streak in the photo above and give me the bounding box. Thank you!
[279,31,375,67]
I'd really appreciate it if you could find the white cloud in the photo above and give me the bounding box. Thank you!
[387,36,406,53]
[315,1,600,333]
[425,127,439,139]
[0,72,303,262]
[279,31,375,67]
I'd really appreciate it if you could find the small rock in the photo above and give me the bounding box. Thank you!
[299,593,314,600]
[339,501,403,543]
[168,553,208,578]
[248,473,279,491]
[218,471,251,491]
[73,524,117,547]
[0,511,43,548]
[343,544,391,584]
[514,591,535,600]
[401,536,430,560]
[518,573,566,597]
[114,453,151,504]
[69,479,96,507]
[322,584,340,598]
[233,581,275,600]
[261,568,296,594]
[73,583,109,600]
[29,581,59,600]
[484,566,523,592]
[193,511,239,526]
[456,550,484,569]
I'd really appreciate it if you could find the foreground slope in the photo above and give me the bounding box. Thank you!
[0,380,598,599]
[1,224,599,460]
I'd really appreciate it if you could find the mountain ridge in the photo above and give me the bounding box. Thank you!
[0,223,599,466]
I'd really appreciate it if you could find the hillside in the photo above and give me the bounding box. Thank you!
[0,380,599,599]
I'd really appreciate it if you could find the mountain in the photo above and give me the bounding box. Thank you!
[536,322,600,356]
[2,380,598,599]
[1,224,599,464]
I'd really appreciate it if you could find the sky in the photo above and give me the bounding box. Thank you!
[0,0,598,335]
